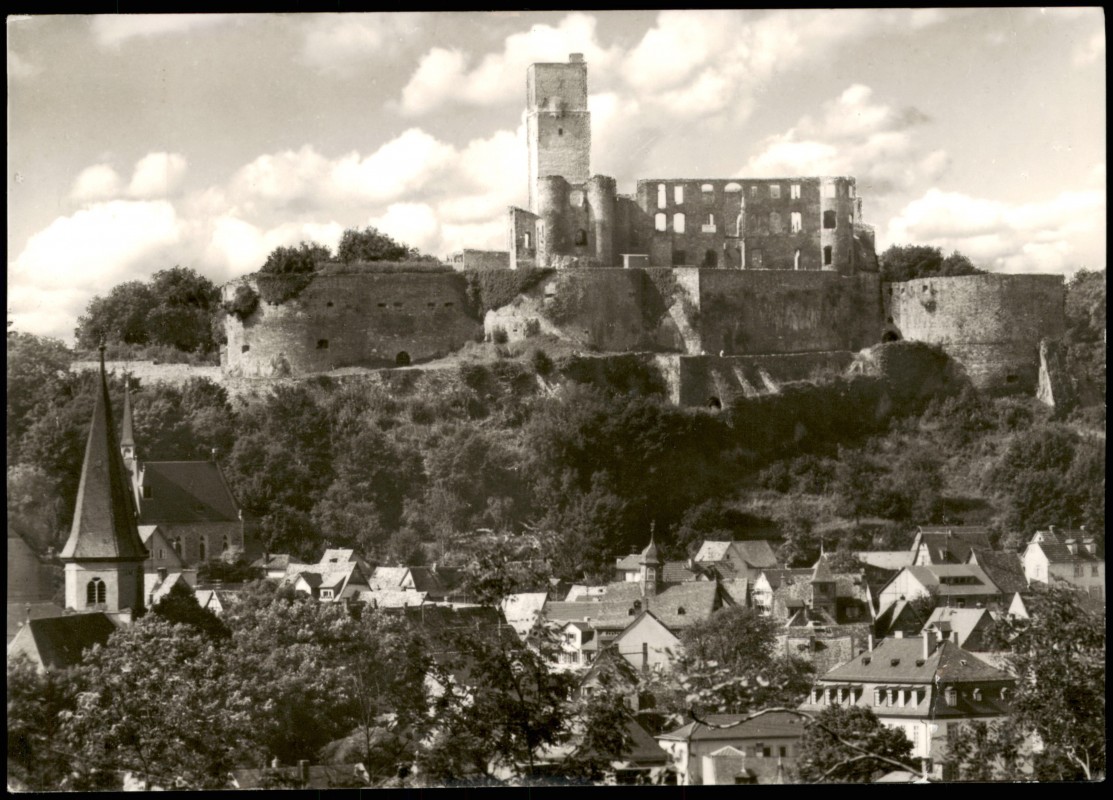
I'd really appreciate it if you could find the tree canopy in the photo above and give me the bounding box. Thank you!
[878,244,984,283]
[337,226,438,263]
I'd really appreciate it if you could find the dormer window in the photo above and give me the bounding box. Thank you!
[944,686,958,706]
[972,688,983,702]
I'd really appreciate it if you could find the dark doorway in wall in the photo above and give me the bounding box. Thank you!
[1006,374,1019,384]
[575,229,587,246]
[396,351,411,366]
[882,330,901,343]
[316,339,329,350]
[704,249,718,267]
[708,396,723,410]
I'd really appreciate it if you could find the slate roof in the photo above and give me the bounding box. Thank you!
[914,528,993,564]
[544,581,725,631]
[821,638,1012,685]
[6,602,65,645]
[658,711,806,743]
[120,386,135,448]
[719,578,749,606]
[967,549,1029,594]
[924,607,995,650]
[661,561,701,583]
[1029,531,1103,564]
[694,541,732,562]
[408,566,465,597]
[59,357,148,562]
[137,461,241,524]
[757,568,813,590]
[855,551,914,570]
[902,564,1001,596]
[811,555,835,583]
[10,613,119,670]
[369,566,411,589]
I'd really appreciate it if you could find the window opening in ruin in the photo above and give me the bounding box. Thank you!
[849,184,856,198]
[701,184,714,202]
[673,213,685,233]
[444,302,454,307]
[848,215,854,226]
[769,212,782,234]
[655,213,667,232]
[770,184,781,199]
[575,229,587,246]
[824,183,837,199]
[241,344,250,354]
[396,351,411,366]
[657,184,666,209]
[1006,374,1018,384]
[558,127,563,136]
[823,210,836,229]
[316,339,329,350]
[87,578,106,607]
[823,246,832,266]
[199,538,206,561]
[791,184,801,199]
[750,186,757,198]
[791,212,802,233]
[674,185,684,204]
[704,249,717,267]
[523,232,531,249]
[708,396,722,410]
[725,182,742,192]
[378,303,386,308]
[794,250,801,270]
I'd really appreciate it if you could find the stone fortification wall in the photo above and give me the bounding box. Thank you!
[485,268,882,358]
[71,360,223,385]
[222,273,482,377]
[885,274,1065,392]
[698,270,882,355]
[653,351,857,407]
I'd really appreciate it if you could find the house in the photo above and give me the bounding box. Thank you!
[119,388,244,568]
[799,633,1015,777]
[921,607,997,651]
[139,524,198,606]
[355,589,428,609]
[656,711,805,785]
[7,613,121,671]
[253,553,294,580]
[499,591,549,639]
[283,550,372,602]
[855,551,915,571]
[965,548,1029,596]
[910,526,993,566]
[193,588,239,616]
[1021,528,1104,600]
[609,611,682,673]
[693,540,778,582]
[769,557,872,626]
[752,569,812,615]
[877,564,1009,613]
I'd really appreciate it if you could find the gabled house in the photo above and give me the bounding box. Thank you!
[752,569,812,615]
[499,592,549,639]
[965,548,1028,596]
[769,557,871,626]
[877,564,1009,613]
[656,711,804,785]
[693,540,778,582]
[1021,528,1104,600]
[910,527,993,566]
[194,588,239,616]
[799,634,1015,777]
[253,553,294,580]
[921,607,997,651]
[139,524,197,606]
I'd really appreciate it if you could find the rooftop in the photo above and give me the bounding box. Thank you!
[138,461,241,524]
[658,711,805,743]
[821,638,1012,685]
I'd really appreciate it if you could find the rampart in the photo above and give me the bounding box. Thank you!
[884,274,1065,392]
[221,272,482,377]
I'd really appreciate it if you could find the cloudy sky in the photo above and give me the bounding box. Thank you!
[8,10,1106,342]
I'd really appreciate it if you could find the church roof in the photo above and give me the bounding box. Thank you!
[59,354,148,562]
[137,461,241,524]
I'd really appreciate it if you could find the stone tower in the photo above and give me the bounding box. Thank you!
[59,350,148,615]
[527,53,590,212]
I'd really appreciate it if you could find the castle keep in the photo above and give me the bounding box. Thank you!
[220,53,1065,402]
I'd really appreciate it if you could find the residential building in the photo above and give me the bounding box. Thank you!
[499,592,549,639]
[656,711,805,785]
[877,564,1009,613]
[6,602,65,646]
[283,549,371,602]
[769,556,872,626]
[1021,528,1104,600]
[921,607,997,651]
[752,568,812,615]
[693,540,778,582]
[799,633,1015,777]
[910,527,993,566]
[253,553,294,580]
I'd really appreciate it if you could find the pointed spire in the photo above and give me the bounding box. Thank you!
[120,378,135,450]
[811,553,834,583]
[59,348,148,562]
[640,521,660,565]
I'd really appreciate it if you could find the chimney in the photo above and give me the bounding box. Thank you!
[1048,525,1056,535]
[157,567,167,581]
[25,603,31,624]
[297,760,309,785]
[867,633,874,651]
[923,629,935,659]
[642,642,649,672]
[569,52,584,63]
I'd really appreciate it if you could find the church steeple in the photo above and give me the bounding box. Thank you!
[640,523,660,597]
[59,349,148,614]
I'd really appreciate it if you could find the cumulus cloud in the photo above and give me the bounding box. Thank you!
[70,164,123,202]
[886,187,1106,274]
[90,14,233,47]
[128,152,188,198]
[300,13,425,76]
[741,84,948,195]
[399,13,620,115]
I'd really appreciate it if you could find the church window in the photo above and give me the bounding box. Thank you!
[823,210,837,229]
[790,183,801,199]
[791,212,803,233]
[87,578,106,607]
[674,185,684,204]
[575,229,587,246]
[673,213,685,233]
[657,184,666,209]
[823,246,833,266]
[769,184,781,199]
[655,213,667,232]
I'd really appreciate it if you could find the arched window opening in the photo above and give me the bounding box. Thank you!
[724,182,742,193]
[87,578,106,607]
[396,351,411,366]
[674,185,684,204]
[523,232,531,249]
[673,213,685,234]
[708,397,722,410]
[823,246,833,266]
[823,210,836,229]
[574,229,587,246]
[794,250,801,270]
[654,213,667,232]
[657,184,667,209]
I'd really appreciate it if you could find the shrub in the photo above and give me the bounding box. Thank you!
[223,284,260,321]
[256,273,314,305]
[466,268,554,318]
[532,349,554,377]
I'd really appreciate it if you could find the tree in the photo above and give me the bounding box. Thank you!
[151,581,231,641]
[943,719,1032,781]
[461,537,551,606]
[6,331,74,452]
[879,244,983,283]
[7,656,82,791]
[797,705,915,783]
[996,583,1105,780]
[338,226,421,263]
[260,241,332,274]
[562,661,637,783]
[75,280,155,349]
[61,617,251,790]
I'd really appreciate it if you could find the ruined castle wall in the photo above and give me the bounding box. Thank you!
[698,270,882,356]
[509,207,540,270]
[885,274,1065,392]
[222,273,482,377]
[654,351,857,407]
